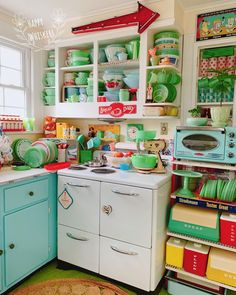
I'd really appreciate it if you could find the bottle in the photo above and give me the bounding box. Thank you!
[70,126,77,139]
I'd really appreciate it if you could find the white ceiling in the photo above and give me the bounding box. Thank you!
[0,0,234,24]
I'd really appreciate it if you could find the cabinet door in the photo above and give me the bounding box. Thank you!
[100,236,151,291]
[58,225,99,273]
[58,176,100,234]
[100,182,153,248]
[4,201,49,286]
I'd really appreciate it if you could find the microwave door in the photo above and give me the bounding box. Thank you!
[177,131,225,161]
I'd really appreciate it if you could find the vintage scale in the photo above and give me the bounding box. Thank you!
[135,130,166,174]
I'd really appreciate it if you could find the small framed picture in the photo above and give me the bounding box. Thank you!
[196,8,236,41]
[127,124,144,141]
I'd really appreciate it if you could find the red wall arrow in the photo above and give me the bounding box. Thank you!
[72,2,160,35]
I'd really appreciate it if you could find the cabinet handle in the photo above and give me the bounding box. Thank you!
[66,183,90,188]
[9,243,15,249]
[111,189,139,197]
[66,232,89,241]
[29,191,34,196]
[110,246,138,256]
[102,205,112,215]
[0,249,3,255]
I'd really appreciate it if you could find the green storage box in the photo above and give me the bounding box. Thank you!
[168,203,219,242]
[79,150,93,164]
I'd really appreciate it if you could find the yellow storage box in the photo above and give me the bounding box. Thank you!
[206,248,236,287]
[166,237,186,268]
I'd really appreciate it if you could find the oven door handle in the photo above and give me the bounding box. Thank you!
[110,246,138,256]
[111,189,139,197]
[66,232,89,241]
[66,183,90,188]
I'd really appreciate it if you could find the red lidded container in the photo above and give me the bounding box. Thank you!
[220,213,236,247]
[183,241,210,276]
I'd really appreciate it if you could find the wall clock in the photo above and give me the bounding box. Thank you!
[127,124,144,141]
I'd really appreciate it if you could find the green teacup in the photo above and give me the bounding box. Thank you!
[71,50,90,58]
[46,72,55,78]
[46,77,55,87]
[45,88,55,96]
[47,59,55,67]
[43,95,55,106]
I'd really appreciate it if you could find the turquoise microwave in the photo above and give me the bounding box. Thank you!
[174,126,236,164]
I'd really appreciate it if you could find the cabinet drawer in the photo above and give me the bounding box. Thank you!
[100,182,152,247]
[4,178,48,212]
[58,225,99,273]
[100,236,151,291]
[58,176,100,234]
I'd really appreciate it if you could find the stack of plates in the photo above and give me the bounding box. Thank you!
[152,84,177,103]
[23,140,58,168]
[12,139,32,161]
[200,179,236,202]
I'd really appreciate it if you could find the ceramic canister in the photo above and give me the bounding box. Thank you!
[184,241,210,277]
[217,56,227,69]
[64,72,76,85]
[226,56,236,75]
[220,213,236,247]
[208,57,217,77]
[166,237,186,268]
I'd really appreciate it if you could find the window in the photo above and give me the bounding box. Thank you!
[0,39,30,117]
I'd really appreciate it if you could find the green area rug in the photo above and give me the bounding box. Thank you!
[11,261,169,295]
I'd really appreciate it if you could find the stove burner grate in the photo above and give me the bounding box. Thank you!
[91,168,116,174]
[69,165,87,170]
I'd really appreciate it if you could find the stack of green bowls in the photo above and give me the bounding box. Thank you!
[154,31,180,66]
[47,50,55,68]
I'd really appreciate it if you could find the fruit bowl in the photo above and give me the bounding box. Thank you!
[105,154,131,168]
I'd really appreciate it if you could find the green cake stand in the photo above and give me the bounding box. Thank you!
[172,170,203,198]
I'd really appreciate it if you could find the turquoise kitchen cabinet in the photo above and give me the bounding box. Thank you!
[0,173,57,294]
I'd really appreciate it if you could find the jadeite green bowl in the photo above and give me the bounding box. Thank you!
[186,117,208,126]
[131,154,157,169]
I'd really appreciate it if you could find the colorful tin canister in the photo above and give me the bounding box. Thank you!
[183,241,210,276]
[206,248,236,287]
[168,204,220,242]
[220,213,236,247]
[166,237,187,268]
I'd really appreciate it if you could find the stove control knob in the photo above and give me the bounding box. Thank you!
[229,132,235,138]
[228,152,234,158]
[229,143,235,148]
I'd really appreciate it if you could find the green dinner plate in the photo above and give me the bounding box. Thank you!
[152,84,168,103]
[13,165,31,171]
[165,84,177,102]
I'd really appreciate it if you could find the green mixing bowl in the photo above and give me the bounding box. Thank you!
[131,154,157,169]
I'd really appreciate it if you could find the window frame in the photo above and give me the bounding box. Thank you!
[0,37,31,117]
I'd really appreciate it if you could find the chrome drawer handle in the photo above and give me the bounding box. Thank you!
[102,205,112,215]
[66,232,88,241]
[111,189,139,197]
[110,246,138,256]
[29,191,34,196]
[0,249,3,255]
[66,183,90,188]
[9,243,15,249]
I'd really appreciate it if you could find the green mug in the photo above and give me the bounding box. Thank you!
[46,77,55,87]
[198,77,209,89]
[119,89,129,101]
[44,95,55,106]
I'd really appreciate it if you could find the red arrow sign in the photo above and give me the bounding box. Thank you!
[72,2,160,35]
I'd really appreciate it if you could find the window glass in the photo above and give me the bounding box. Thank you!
[0,40,29,118]
[1,67,22,86]
[1,46,22,70]
[5,88,25,108]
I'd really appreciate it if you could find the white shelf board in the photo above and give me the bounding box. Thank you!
[197,102,233,106]
[165,265,236,292]
[167,231,236,253]
[141,116,179,120]
[62,85,88,88]
[144,103,180,107]
[43,86,55,89]
[44,67,55,71]
[146,65,180,72]
[98,60,139,69]
[172,160,236,171]
[60,64,94,71]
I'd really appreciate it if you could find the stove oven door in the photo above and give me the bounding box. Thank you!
[100,182,152,248]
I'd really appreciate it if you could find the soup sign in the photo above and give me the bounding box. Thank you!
[99,103,137,117]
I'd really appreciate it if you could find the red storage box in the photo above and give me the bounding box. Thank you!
[220,213,236,247]
[183,241,210,276]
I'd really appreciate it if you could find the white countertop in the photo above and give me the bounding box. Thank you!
[0,168,49,185]
[58,167,171,189]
